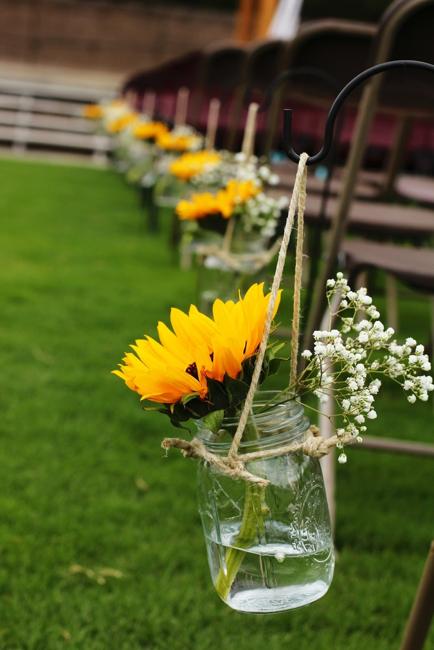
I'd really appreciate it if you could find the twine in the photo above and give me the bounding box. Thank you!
[162,427,358,487]
[289,164,307,387]
[227,153,309,463]
[163,154,348,484]
[195,238,282,273]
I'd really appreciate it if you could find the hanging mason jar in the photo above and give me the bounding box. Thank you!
[196,392,334,613]
[125,143,158,188]
[196,227,273,314]
[153,173,190,208]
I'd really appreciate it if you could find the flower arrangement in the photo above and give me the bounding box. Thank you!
[175,177,286,247]
[114,276,432,446]
[83,98,126,122]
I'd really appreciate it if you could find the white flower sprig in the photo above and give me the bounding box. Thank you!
[297,273,433,463]
[234,192,288,238]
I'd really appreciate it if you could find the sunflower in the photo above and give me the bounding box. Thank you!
[156,131,202,152]
[175,178,260,222]
[209,283,281,381]
[133,121,168,141]
[225,179,260,204]
[176,189,233,221]
[106,113,139,133]
[83,104,103,119]
[113,283,280,412]
[169,150,221,181]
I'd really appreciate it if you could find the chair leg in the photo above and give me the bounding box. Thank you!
[320,399,336,531]
[318,291,341,531]
[380,116,412,199]
[355,270,368,323]
[399,541,434,650]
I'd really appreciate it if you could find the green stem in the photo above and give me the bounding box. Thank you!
[215,483,267,600]
[214,416,268,601]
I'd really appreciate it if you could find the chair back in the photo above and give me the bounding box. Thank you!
[377,0,434,116]
[262,19,375,154]
[189,42,249,150]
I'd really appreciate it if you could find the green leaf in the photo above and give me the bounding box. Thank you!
[223,375,249,407]
[201,409,224,434]
[267,341,286,359]
[181,392,201,406]
[207,378,231,411]
[268,356,286,377]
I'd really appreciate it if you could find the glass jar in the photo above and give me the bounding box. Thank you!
[153,174,188,208]
[196,392,334,613]
[196,229,272,315]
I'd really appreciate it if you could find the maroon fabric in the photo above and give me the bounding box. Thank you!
[122,50,434,155]
[123,51,203,95]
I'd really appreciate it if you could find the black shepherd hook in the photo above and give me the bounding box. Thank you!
[283,59,434,166]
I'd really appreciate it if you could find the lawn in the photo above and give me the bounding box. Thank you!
[0,157,433,650]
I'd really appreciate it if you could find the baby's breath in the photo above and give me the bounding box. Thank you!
[296,273,433,455]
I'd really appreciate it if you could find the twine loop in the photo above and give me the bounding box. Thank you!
[194,238,282,274]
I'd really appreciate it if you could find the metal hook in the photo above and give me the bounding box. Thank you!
[283,59,434,166]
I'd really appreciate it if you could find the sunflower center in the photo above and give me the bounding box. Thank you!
[185,362,199,380]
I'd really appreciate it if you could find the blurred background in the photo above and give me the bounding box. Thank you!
[0,0,433,174]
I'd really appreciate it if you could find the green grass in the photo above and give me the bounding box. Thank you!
[0,157,433,650]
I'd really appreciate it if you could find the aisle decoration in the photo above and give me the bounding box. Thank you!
[115,154,434,612]
[114,154,433,613]
[170,101,285,283]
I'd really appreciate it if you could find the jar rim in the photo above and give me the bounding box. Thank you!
[196,391,310,454]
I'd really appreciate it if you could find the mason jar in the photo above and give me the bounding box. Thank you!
[196,392,334,613]
[196,229,273,314]
[153,174,188,208]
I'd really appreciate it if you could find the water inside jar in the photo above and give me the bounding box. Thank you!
[206,519,334,613]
